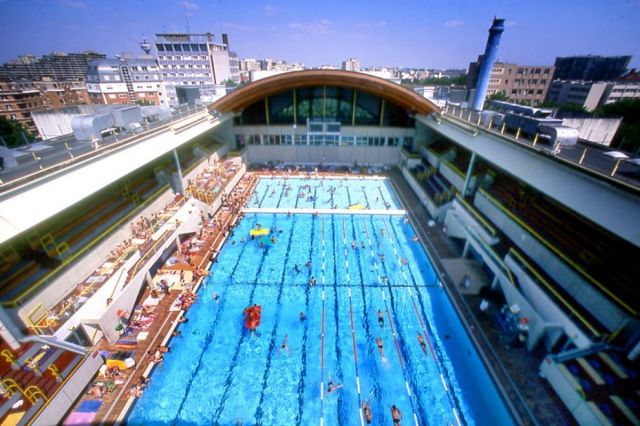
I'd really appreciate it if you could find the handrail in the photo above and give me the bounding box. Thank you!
[439,107,640,195]
[0,105,209,194]
[26,353,89,426]
[455,194,497,237]
[125,225,177,285]
[507,248,603,338]
[477,187,636,316]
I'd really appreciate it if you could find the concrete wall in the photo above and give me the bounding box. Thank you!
[474,190,626,331]
[246,145,401,166]
[561,117,622,146]
[98,201,202,344]
[31,352,103,426]
[445,199,498,245]
[439,161,465,192]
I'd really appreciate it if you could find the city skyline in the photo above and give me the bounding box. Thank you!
[0,0,639,70]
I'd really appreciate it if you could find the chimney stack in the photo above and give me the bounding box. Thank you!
[471,17,505,111]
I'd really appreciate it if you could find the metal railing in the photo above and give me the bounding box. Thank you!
[439,104,639,191]
[0,104,210,193]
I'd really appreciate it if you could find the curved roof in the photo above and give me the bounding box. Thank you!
[210,70,439,115]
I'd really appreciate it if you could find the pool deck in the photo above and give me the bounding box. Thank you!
[387,167,576,426]
[67,175,258,425]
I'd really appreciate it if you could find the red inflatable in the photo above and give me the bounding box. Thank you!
[243,304,262,332]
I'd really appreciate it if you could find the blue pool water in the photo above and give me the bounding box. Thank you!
[247,177,401,210]
[128,180,513,426]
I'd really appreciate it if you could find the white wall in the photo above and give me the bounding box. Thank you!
[561,117,622,146]
[32,105,96,140]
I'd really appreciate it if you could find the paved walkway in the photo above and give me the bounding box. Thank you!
[387,167,575,426]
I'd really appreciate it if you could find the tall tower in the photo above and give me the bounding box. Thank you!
[471,17,505,111]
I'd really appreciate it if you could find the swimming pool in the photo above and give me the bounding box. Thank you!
[247,177,401,210]
[127,179,513,426]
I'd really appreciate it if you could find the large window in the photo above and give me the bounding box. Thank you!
[235,86,414,128]
[269,90,294,124]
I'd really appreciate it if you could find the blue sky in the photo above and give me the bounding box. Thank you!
[1,0,639,69]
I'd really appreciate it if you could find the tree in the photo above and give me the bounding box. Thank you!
[558,103,588,114]
[222,78,238,88]
[594,99,640,154]
[487,91,509,102]
[402,74,468,87]
[0,116,33,148]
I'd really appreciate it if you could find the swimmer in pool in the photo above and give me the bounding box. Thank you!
[376,336,385,359]
[279,334,289,353]
[327,373,343,394]
[417,333,427,355]
[378,309,384,328]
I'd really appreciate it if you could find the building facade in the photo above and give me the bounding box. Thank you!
[0,51,102,136]
[0,78,92,135]
[546,80,640,111]
[0,51,105,82]
[155,33,240,106]
[341,58,361,72]
[553,55,631,81]
[467,58,554,106]
[85,56,164,106]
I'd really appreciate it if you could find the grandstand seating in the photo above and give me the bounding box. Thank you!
[0,171,164,305]
[507,248,607,339]
[425,138,452,155]
[485,171,640,314]
[450,147,471,173]
[0,341,85,425]
[411,158,456,206]
[556,350,639,425]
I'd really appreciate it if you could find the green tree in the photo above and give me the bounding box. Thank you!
[595,99,640,153]
[402,74,467,87]
[558,103,588,114]
[487,91,509,102]
[0,116,33,148]
[222,78,238,88]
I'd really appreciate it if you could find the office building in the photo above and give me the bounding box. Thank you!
[546,80,640,111]
[0,51,105,82]
[341,57,361,72]
[155,32,240,106]
[467,58,555,106]
[553,55,631,82]
[85,55,164,106]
